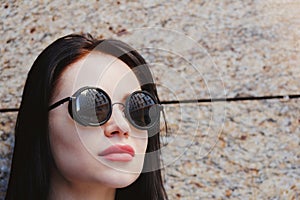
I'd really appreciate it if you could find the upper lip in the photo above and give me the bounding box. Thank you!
[99,145,135,157]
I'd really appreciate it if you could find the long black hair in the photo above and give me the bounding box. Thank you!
[5,34,168,200]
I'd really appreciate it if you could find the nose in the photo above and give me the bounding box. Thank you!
[103,106,130,138]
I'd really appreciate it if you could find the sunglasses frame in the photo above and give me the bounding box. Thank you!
[49,86,162,130]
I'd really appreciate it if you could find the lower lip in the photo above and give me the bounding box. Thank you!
[101,153,133,162]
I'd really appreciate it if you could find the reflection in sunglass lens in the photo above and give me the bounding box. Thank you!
[76,89,110,125]
[128,92,158,128]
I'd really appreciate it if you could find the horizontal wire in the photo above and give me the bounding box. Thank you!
[0,94,299,112]
[0,108,20,113]
[160,94,300,104]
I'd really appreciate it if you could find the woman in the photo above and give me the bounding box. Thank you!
[5,34,168,200]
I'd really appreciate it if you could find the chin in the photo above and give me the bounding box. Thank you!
[100,171,141,189]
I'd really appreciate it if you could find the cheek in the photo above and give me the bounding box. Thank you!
[48,112,98,182]
[132,131,148,169]
[130,129,148,154]
[137,136,148,154]
[48,111,79,159]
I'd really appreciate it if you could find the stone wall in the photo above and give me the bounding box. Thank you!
[1,1,299,199]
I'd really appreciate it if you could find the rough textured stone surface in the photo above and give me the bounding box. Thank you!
[1,0,299,199]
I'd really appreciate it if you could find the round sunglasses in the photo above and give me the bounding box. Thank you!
[49,86,162,130]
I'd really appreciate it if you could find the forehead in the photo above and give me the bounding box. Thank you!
[56,52,141,100]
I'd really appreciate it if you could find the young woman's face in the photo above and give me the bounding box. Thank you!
[48,52,148,189]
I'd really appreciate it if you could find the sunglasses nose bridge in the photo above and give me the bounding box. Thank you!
[112,102,125,114]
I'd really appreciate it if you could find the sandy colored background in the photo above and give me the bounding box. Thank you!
[0,0,299,199]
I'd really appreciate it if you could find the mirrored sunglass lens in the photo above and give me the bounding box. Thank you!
[128,92,159,128]
[76,89,110,124]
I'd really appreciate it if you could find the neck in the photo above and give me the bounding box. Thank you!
[48,167,116,200]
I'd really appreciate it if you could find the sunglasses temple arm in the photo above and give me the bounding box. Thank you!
[48,97,72,110]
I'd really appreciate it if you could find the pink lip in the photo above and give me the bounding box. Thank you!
[99,145,135,162]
